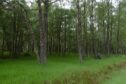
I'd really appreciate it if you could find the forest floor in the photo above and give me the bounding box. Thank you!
[0,54,126,84]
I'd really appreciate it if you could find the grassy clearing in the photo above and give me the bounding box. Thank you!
[50,59,126,84]
[102,68,126,84]
[0,54,126,84]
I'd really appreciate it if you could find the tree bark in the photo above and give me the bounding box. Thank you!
[37,0,47,64]
[76,0,83,63]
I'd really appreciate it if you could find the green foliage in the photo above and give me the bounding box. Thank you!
[0,51,12,59]
[20,52,36,57]
[0,51,36,59]
[1,0,126,57]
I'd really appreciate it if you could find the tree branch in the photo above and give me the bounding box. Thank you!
[50,0,60,4]
[41,0,45,4]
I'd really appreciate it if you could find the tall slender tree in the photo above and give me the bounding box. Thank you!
[76,0,83,63]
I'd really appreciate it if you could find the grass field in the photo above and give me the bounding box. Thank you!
[103,68,126,84]
[0,54,126,84]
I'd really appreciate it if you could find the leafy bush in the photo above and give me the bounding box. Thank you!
[20,52,36,57]
[0,51,12,59]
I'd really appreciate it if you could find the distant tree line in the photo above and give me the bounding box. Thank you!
[0,0,126,64]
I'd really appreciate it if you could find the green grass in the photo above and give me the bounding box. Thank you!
[102,68,126,84]
[0,54,126,84]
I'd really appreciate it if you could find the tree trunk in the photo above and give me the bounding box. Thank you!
[76,0,83,63]
[37,0,47,64]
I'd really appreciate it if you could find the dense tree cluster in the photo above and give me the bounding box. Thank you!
[0,0,126,63]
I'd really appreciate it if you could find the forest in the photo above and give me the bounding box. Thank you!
[0,0,126,84]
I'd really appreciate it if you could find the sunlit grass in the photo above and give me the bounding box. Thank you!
[102,69,126,84]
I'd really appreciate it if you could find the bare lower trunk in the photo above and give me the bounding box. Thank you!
[37,0,47,64]
[76,0,83,63]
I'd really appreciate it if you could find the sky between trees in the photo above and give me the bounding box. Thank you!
[26,0,119,7]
